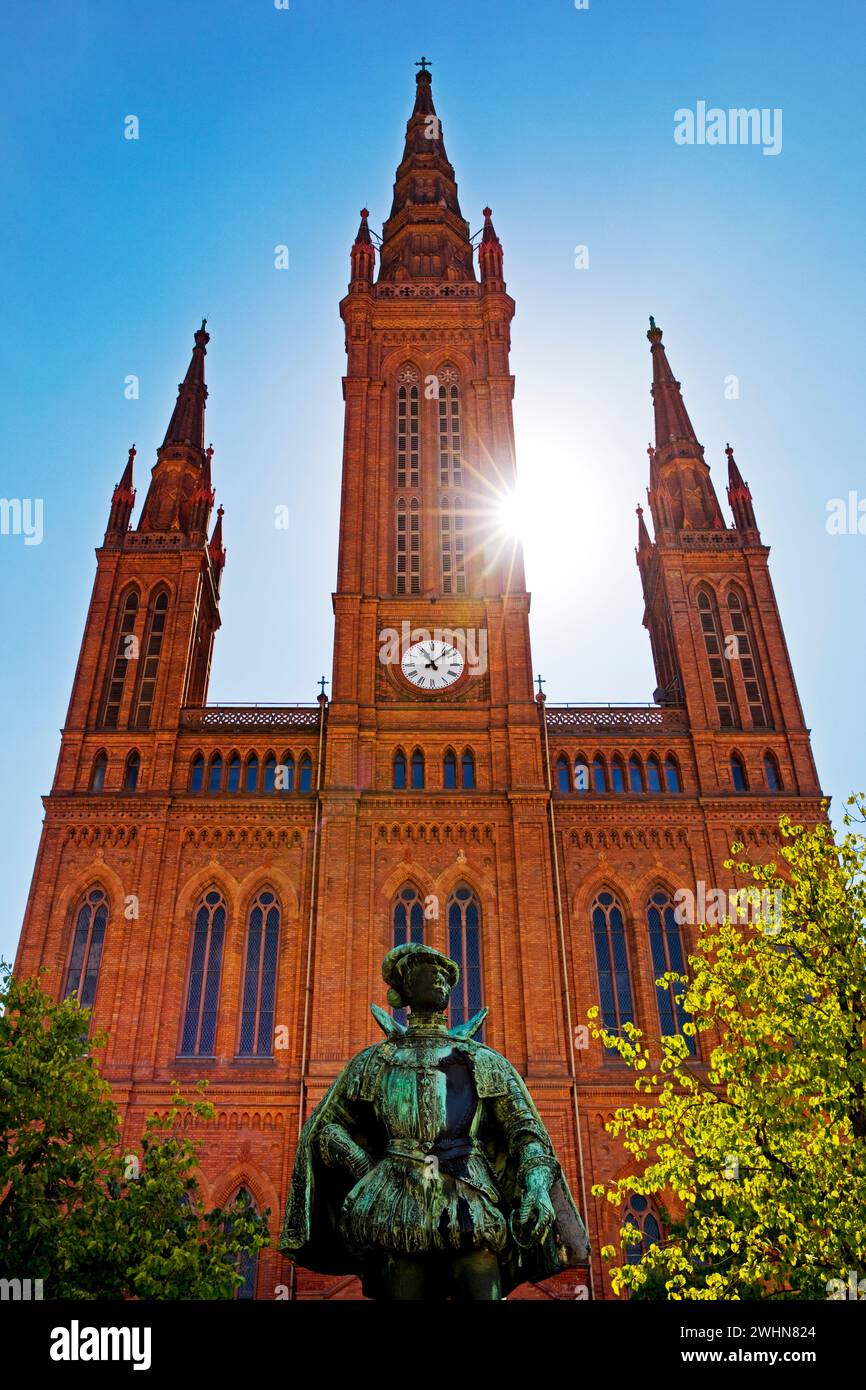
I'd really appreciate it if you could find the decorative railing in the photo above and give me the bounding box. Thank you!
[543,703,690,735]
[180,704,322,731]
[376,282,480,300]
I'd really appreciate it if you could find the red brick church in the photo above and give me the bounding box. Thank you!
[14,65,822,1299]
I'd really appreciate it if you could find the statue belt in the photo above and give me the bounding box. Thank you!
[386,1137,479,1164]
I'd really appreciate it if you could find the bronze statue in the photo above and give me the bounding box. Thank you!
[281,943,590,1299]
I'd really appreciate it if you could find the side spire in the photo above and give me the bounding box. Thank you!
[726,443,760,536]
[478,207,505,291]
[106,445,136,536]
[349,208,376,289]
[163,319,209,451]
[208,504,226,590]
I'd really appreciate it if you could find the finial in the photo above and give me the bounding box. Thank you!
[636,503,644,516]
[646,442,655,458]
[216,503,224,519]
[415,55,432,74]
[483,206,492,220]
[128,444,136,461]
[206,443,214,460]
[725,442,734,457]
[318,675,330,699]
[201,318,207,331]
[647,315,662,342]
[360,208,369,220]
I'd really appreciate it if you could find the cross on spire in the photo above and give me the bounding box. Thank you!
[535,673,546,696]
[318,675,329,698]
[415,55,431,72]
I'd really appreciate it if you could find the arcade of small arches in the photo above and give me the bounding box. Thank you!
[391,746,476,790]
[553,748,784,795]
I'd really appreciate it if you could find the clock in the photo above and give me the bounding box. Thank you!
[400,639,465,692]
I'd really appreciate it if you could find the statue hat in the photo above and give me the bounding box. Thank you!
[381,942,459,1008]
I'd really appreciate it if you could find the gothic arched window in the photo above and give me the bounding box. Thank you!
[180,889,226,1057]
[437,370,463,486]
[208,752,223,792]
[646,755,662,793]
[100,588,139,728]
[190,753,205,792]
[461,749,476,789]
[132,588,169,729]
[443,749,458,789]
[278,752,295,792]
[396,370,420,489]
[440,497,466,595]
[628,755,643,793]
[731,752,748,791]
[697,588,738,728]
[664,755,681,793]
[448,885,482,1034]
[611,756,626,793]
[556,756,571,793]
[244,753,259,792]
[392,883,425,1026]
[393,749,407,790]
[226,1188,259,1300]
[764,751,782,791]
[574,755,590,793]
[238,889,280,1057]
[64,886,108,1008]
[299,754,312,792]
[90,750,108,791]
[263,753,276,793]
[646,890,695,1054]
[227,753,241,793]
[592,890,634,1050]
[624,1194,662,1265]
[592,756,607,793]
[411,748,425,789]
[124,750,140,792]
[727,588,770,729]
[396,498,421,595]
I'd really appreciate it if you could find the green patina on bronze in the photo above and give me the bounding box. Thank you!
[281,944,590,1300]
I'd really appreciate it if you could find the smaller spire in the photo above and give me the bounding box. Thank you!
[189,444,216,535]
[636,503,652,552]
[208,504,226,585]
[107,444,136,535]
[478,207,505,289]
[725,443,759,535]
[350,208,376,288]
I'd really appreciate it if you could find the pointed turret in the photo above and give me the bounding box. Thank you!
[106,445,136,536]
[349,208,376,290]
[208,504,225,590]
[189,444,216,537]
[378,62,474,283]
[644,318,725,533]
[163,319,209,451]
[726,443,760,537]
[478,207,505,291]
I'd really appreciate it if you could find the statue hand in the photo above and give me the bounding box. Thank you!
[513,1185,555,1248]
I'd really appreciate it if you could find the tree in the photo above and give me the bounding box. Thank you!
[0,965,270,1298]
[589,799,866,1300]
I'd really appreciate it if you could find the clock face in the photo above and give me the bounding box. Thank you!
[400,639,465,692]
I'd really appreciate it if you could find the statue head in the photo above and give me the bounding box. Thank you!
[382,943,459,1014]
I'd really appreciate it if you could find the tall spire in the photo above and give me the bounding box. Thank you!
[378,62,474,283]
[644,319,725,534]
[726,443,760,537]
[163,319,209,451]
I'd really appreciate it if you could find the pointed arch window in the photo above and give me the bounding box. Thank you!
[244,753,259,792]
[124,750,140,792]
[764,751,782,791]
[392,884,424,1026]
[592,890,634,1051]
[646,890,695,1054]
[396,498,421,595]
[574,757,590,793]
[437,371,463,486]
[444,749,458,789]
[697,589,738,728]
[180,889,226,1056]
[448,885,482,1035]
[277,752,295,792]
[411,748,425,789]
[132,589,169,729]
[628,756,643,793]
[396,373,420,488]
[64,886,108,1008]
[393,749,407,790]
[556,755,571,793]
[664,755,681,793]
[190,753,205,792]
[100,588,139,728]
[461,749,476,790]
[226,1188,259,1300]
[238,889,280,1057]
[727,589,770,728]
[592,756,607,793]
[227,753,241,793]
[440,497,466,594]
[90,751,108,791]
[208,752,223,792]
[731,753,748,792]
[646,755,662,793]
[263,754,276,793]
[624,1194,662,1265]
[611,756,626,793]
[299,754,312,792]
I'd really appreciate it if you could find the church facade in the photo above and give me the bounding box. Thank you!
[14,66,822,1299]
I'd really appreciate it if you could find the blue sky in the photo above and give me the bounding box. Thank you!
[1,0,864,964]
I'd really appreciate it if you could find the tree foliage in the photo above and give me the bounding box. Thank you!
[0,965,270,1298]
[590,799,866,1299]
